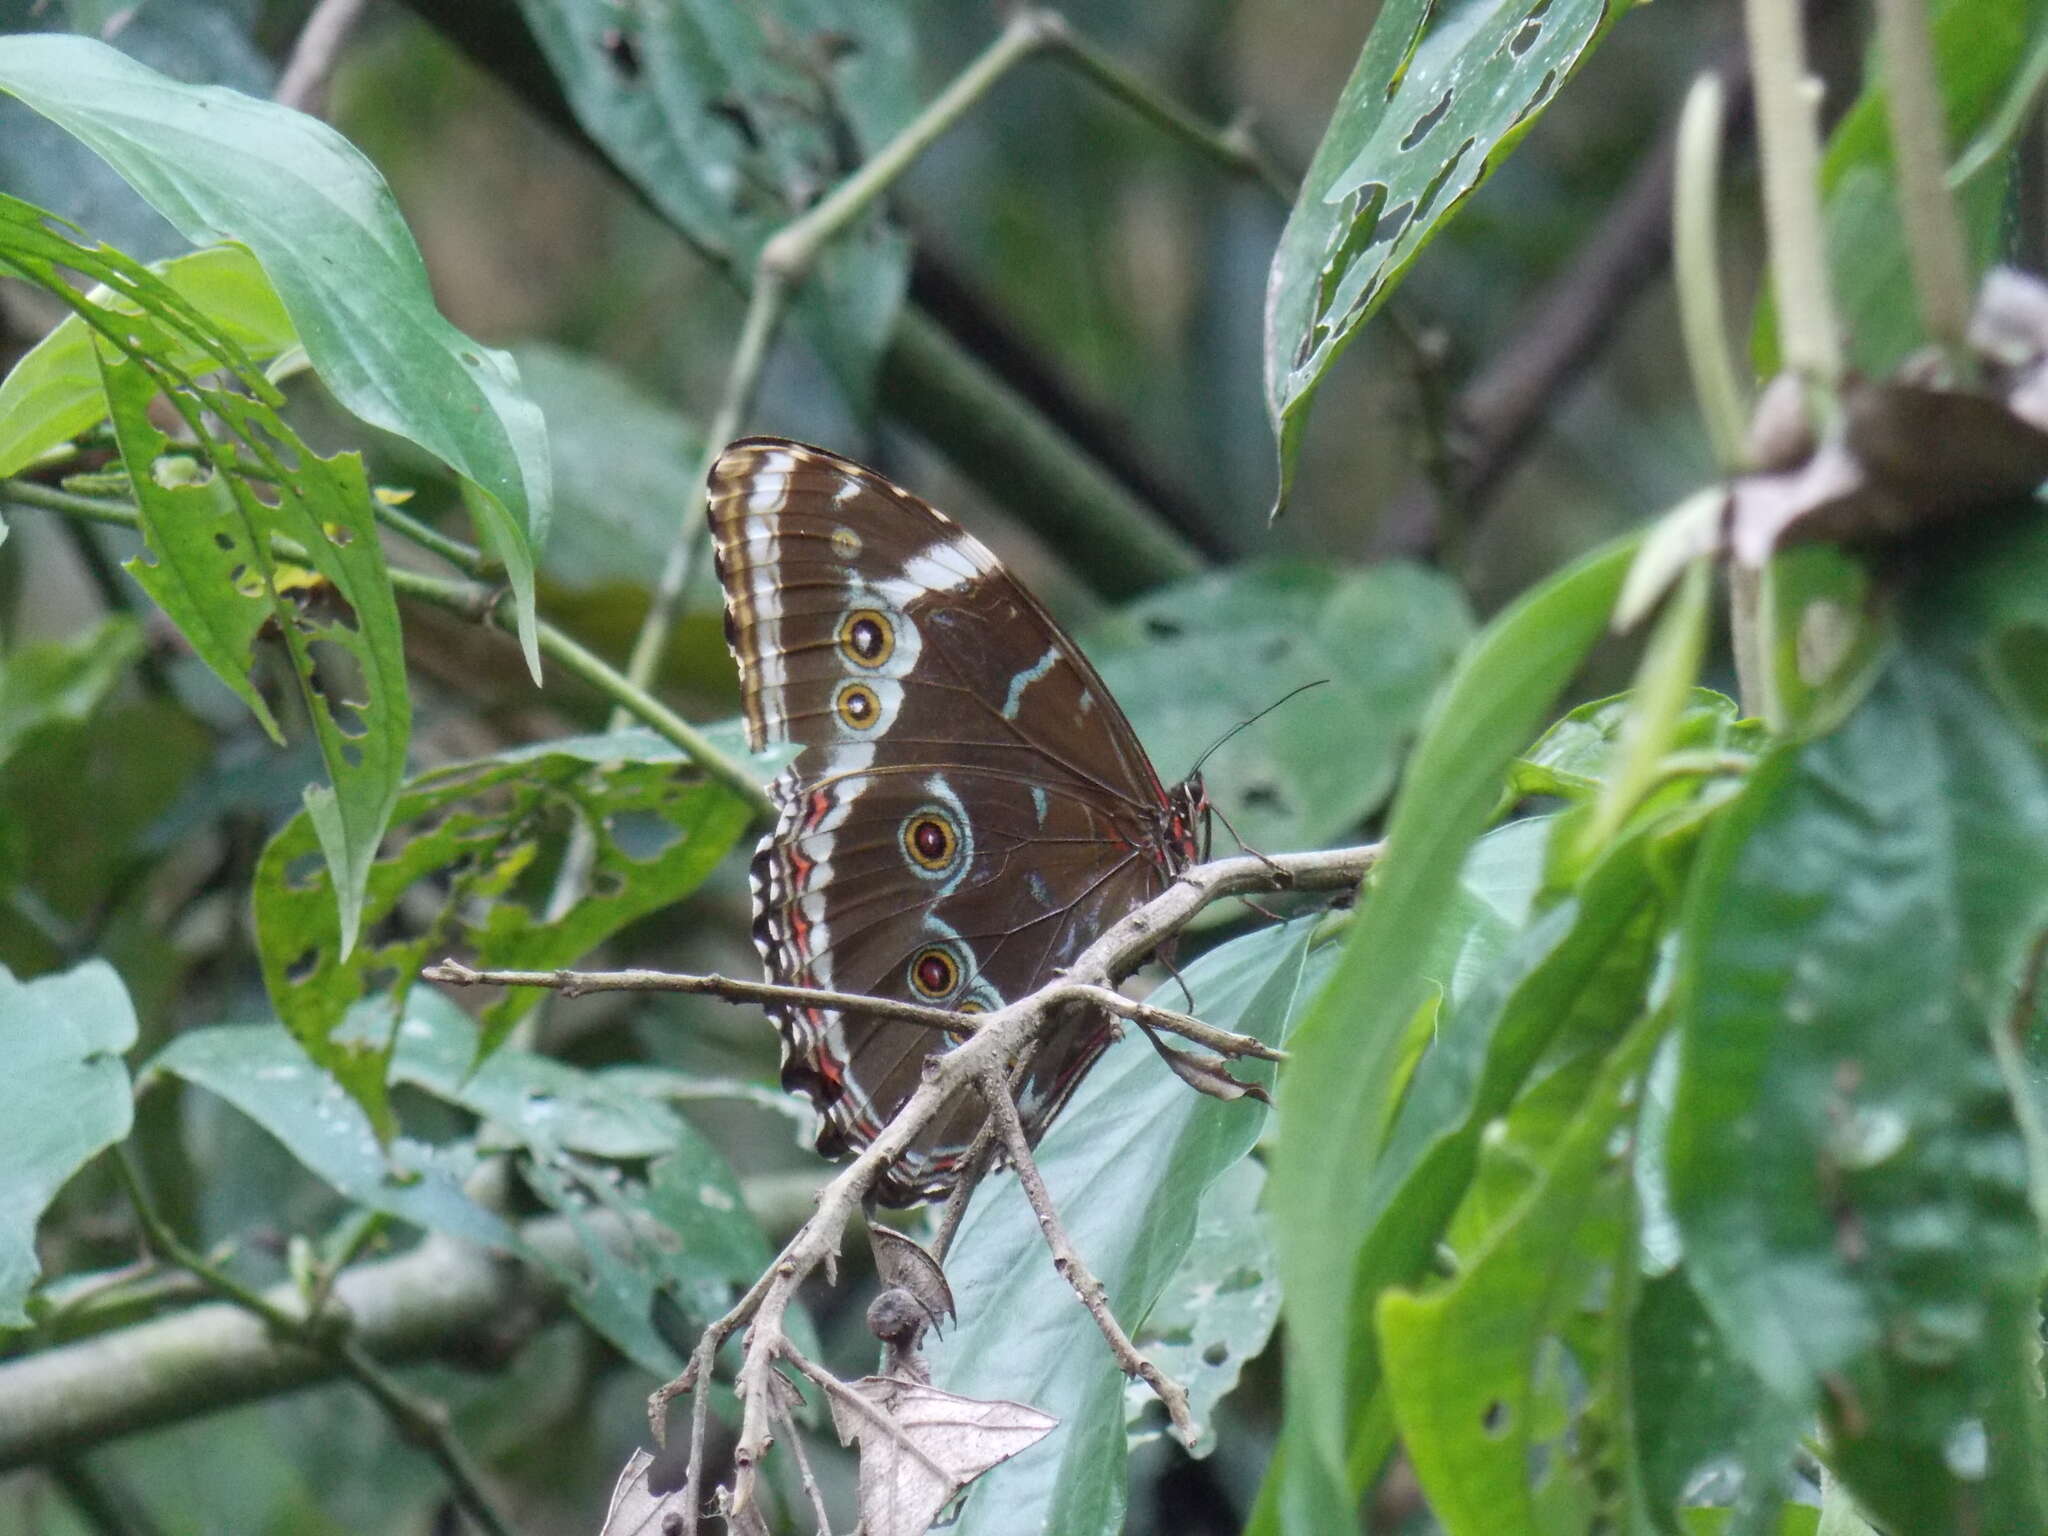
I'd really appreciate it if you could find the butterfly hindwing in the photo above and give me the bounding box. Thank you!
[709,437,1186,1203]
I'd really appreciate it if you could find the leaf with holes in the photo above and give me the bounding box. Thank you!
[515,0,916,408]
[1123,1157,1280,1459]
[253,733,754,1140]
[927,919,1322,1536]
[393,991,773,1374]
[0,960,137,1327]
[1089,560,1471,852]
[1665,650,2048,1532]
[1265,0,1629,507]
[0,35,550,672]
[0,195,410,961]
[0,242,295,478]
[1380,1012,1663,1536]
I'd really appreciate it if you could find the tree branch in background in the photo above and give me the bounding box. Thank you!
[1370,36,1755,563]
[272,0,372,117]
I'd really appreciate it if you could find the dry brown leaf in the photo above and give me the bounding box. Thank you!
[868,1223,955,1326]
[596,1448,689,1536]
[828,1377,1057,1536]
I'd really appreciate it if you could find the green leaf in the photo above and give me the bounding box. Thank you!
[392,992,772,1374]
[0,196,412,959]
[1752,0,2048,378]
[1123,1157,1281,1459]
[0,242,295,478]
[1269,533,1637,1517]
[0,959,137,1326]
[0,33,550,672]
[145,1022,515,1252]
[1631,1269,1807,1535]
[1379,1011,1663,1536]
[1264,0,1627,506]
[927,919,1322,1536]
[514,0,915,407]
[253,733,753,1139]
[1665,652,2048,1532]
[1090,560,1472,851]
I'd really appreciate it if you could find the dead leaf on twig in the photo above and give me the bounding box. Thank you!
[868,1224,955,1326]
[596,1448,688,1536]
[828,1377,1057,1536]
[1136,1021,1271,1104]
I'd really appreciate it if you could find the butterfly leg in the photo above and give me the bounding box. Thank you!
[972,1063,1198,1446]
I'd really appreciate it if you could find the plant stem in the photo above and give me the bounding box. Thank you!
[1044,20,1296,201]
[110,1150,519,1536]
[1871,0,1973,361]
[1743,0,1841,396]
[1673,73,1748,470]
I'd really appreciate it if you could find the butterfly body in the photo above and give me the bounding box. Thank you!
[709,437,1205,1204]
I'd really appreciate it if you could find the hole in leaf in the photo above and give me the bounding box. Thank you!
[1371,198,1415,247]
[1201,1342,1229,1367]
[1415,139,1474,222]
[367,904,414,950]
[1511,16,1543,55]
[283,851,327,890]
[1400,89,1451,150]
[1143,614,1183,640]
[592,870,626,898]
[1217,1265,1263,1293]
[608,810,685,862]
[1512,70,1559,129]
[601,27,642,79]
[1482,1400,1509,1436]
[214,531,235,551]
[324,521,355,548]
[286,947,321,985]
[228,564,266,599]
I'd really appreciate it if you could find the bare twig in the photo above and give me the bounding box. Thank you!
[628,842,1374,1528]
[974,1062,1196,1442]
[273,0,372,117]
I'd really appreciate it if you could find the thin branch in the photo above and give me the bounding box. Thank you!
[423,960,1290,1063]
[273,0,372,117]
[1674,72,1749,471]
[639,841,1375,1526]
[108,1152,519,1536]
[974,1062,1195,1441]
[1871,0,1973,361]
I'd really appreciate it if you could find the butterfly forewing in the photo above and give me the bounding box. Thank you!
[709,436,1186,1203]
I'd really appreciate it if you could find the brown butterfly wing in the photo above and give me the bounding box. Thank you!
[709,437,1179,1203]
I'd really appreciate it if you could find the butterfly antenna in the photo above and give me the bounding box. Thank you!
[1187,678,1330,777]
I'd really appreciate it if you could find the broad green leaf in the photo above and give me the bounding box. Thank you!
[0,196,411,960]
[1665,652,2048,1531]
[0,33,550,673]
[254,733,754,1139]
[1753,0,2048,378]
[392,992,772,1374]
[0,959,136,1326]
[1264,0,1627,506]
[1631,1269,1806,1536]
[1269,534,1637,1518]
[1379,1012,1663,1536]
[1512,688,1754,803]
[1123,1157,1280,1459]
[1090,560,1472,851]
[145,1022,515,1252]
[515,0,915,407]
[927,919,1322,1536]
[0,243,294,477]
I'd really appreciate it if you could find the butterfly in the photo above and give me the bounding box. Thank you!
[708,437,1209,1205]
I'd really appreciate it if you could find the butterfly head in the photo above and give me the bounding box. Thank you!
[1162,774,1210,871]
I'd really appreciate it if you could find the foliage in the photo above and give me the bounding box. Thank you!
[0,1,2043,1535]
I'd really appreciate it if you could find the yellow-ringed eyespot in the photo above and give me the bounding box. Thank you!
[835,681,882,730]
[902,810,958,871]
[838,608,894,668]
[909,945,960,1000]
[955,999,987,1016]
